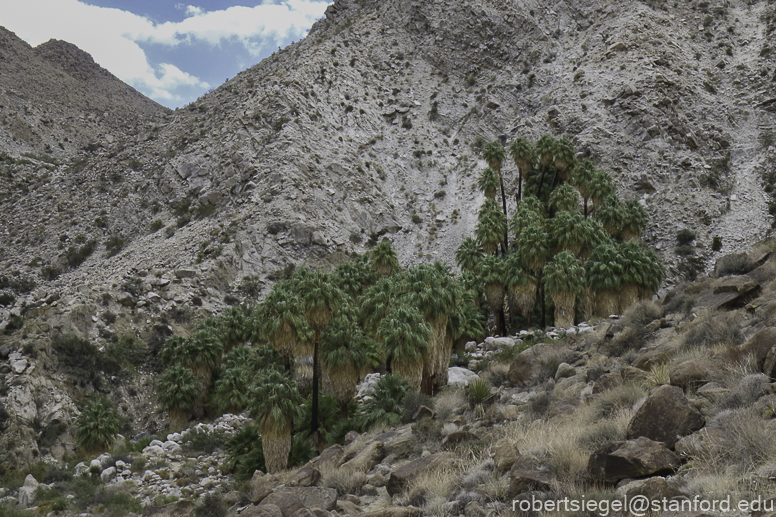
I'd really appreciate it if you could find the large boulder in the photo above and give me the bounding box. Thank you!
[361,509,423,517]
[588,437,680,483]
[616,476,687,500]
[260,487,337,517]
[341,441,386,473]
[386,453,454,496]
[240,505,284,517]
[742,328,776,371]
[669,359,717,390]
[507,455,554,497]
[627,385,704,449]
[507,343,579,385]
[448,367,479,387]
[17,474,38,507]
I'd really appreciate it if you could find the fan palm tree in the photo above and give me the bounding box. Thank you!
[621,199,648,241]
[185,328,224,392]
[158,365,199,431]
[334,254,377,300]
[510,202,546,243]
[477,167,500,200]
[535,135,558,169]
[76,400,120,453]
[578,217,609,259]
[549,211,586,255]
[256,282,313,359]
[356,375,409,431]
[295,269,346,437]
[248,369,304,473]
[360,277,401,339]
[377,303,431,391]
[589,169,616,215]
[516,223,550,327]
[543,251,586,329]
[447,289,486,352]
[618,241,665,312]
[321,312,375,417]
[595,195,623,237]
[476,199,507,255]
[482,140,509,249]
[480,254,507,336]
[549,184,580,214]
[573,159,596,217]
[505,252,537,328]
[213,366,251,415]
[456,237,484,275]
[585,243,624,317]
[370,240,400,278]
[553,137,576,182]
[509,137,536,203]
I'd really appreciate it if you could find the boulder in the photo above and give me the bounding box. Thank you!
[411,405,435,421]
[17,474,38,507]
[694,275,761,310]
[627,385,704,449]
[507,343,579,385]
[174,269,197,279]
[492,441,519,474]
[554,362,576,380]
[633,350,670,371]
[447,367,479,387]
[616,476,687,500]
[386,453,454,495]
[373,427,415,458]
[341,442,386,473]
[588,437,680,483]
[287,467,321,487]
[669,359,716,390]
[249,472,285,504]
[260,487,337,517]
[742,328,776,371]
[240,504,284,517]
[592,372,623,394]
[307,444,345,472]
[508,467,553,497]
[441,430,479,450]
[484,336,516,351]
[361,509,423,517]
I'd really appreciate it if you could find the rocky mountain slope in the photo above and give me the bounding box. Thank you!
[2,0,776,511]
[0,27,168,160]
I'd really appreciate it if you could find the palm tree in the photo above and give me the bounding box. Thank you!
[553,137,576,182]
[76,400,119,453]
[370,240,400,278]
[248,370,304,474]
[572,159,596,217]
[482,140,509,249]
[549,184,580,214]
[589,169,615,215]
[360,277,401,339]
[213,366,251,415]
[621,200,648,241]
[356,375,409,431]
[480,254,507,336]
[158,365,199,431]
[618,241,665,312]
[477,168,500,200]
[505,252,537,328]
[535,135,557,169]
[447,289,486,352]
[320,312,375,417]
[295,269,346,437]
[334,254,377,300]
[509,137,536,203]
[510,201,546,242]
[213,306,251,353]
[377,304,431,391]
[256,283,313,359]
[543,251,586,329]
[595,195,623,237]
[455,238,484,275]
[578,217,608,259]
[476,199,507,255]
[585,243,624,317]
[516,223,550,327]
[549,211,586,255]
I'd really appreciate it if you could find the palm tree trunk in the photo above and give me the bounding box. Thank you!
[536,166,549,200]
[261,419,291,474]
[311,330,320,439]
[538,274,546,329]
[499,174,509,253]
[584,197,589,218]
[552,291,575,329]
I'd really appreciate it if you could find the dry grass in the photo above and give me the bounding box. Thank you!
[589,382,646,419]
[321,466,366,496]
[433,388,466,422]
[621,300,664,328]
[645,363,671,388]
[482,362,511,386]
[681,310,746,350]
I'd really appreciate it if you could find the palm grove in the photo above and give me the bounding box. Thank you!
[79,134,664,475]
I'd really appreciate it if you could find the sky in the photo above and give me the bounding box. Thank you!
[1,0,332,108]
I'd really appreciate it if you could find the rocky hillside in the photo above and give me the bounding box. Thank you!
[0,27,168,160]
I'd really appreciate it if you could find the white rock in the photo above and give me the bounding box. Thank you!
[11,359,27,374]
[114,460,126,470]
[447,367,479,387]
[484,336,516,351]
[356,372,382,398]
[100,467,117,483]
[464,341,477,352]
[162,441,181,453]
[96,453,112,469]
[74,462,88,477]
[554,362,576,381]
[90,459,103,471]
[142,445,165,457]
[149,439,165,448]
[167,433,183,442]
[17,474,38,507]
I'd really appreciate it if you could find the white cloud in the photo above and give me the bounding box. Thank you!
[0,0,330,105]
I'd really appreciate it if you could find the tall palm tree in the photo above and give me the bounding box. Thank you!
[553,137,576,182]
[505,252,537,328]
[476,199,507,255]
[370,240,400,278]
[377,304,431,391]
[620,200,648,241]
[158,365,199,432]
[595,195,623,237]
[455,238,484,275]
[360,277,401,340]
[549,210,586,255]
[618,241,665,312]
[334,254,377,300]
[321,311,375,417]
[248,370,304,474]
[295,269,346,437]
[213,366,251,415]
[509,137,536,203]
[76,400,120,453]
[543,251,586,329]
[480,254,507,336]
[516,223,550,327]
[477,167,500,200]
[578,217,609,259]
[255,283,313,359]
[585,243,624,317]
[549,184,580,214]
[482,140,509,250]
[572,159,596,217]
[589,169,615,215]
[535,135,557,169]
[447,289,486,352]
[211,306,251,353]
[510,199,546,243]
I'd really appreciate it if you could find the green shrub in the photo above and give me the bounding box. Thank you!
[712,236,723,251]
[41,266,61,281]
[401,391,433,423]
[104,236,127,258]
[94,490,143,517]
[51,334,120,377]
[676,228,696,246]
[225,424,265,480]
[0,293,14,306]
[76,400,120,452]
[64,240,97,268]
[467,378,492,405]
[355,375,409,432]
[150,219,164,232]
[194,493,227,517]
[181,428,224,454]
[716,254,753,276]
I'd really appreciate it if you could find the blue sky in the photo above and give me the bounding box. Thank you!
[1,0,331,108]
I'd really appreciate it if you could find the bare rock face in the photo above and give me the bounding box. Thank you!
[627,385,705,449]
[588,437,680,483]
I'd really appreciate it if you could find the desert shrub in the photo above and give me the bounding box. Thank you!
[64,240,97,268]
[290,434,316,467]
[576,421,625,450]
[52,333,120,377]
[149,219,164,232]
[467,378,492,405]
[102,311,116,324]
[590,383,646,419]
[76,399,119,452]
[0,293,14,306]
[402,391,433,423]
[93,490,143,517]
[411,418,443,442]
[717,374,770,410]
[712,236,723,251]
[663,292,696,314]
[104,236,127,258]
[682,311,744,349]
[193,493,227,517]
[621,300,664,328]
[225,424,265,480]
[323,467,366,497]
[432,389,466,421]
[41,266,61,281]
[716,254,753,276]
[693,408,776,474]
[239,275,264,299]
[677,229,696,246]
[182,427,224,454]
